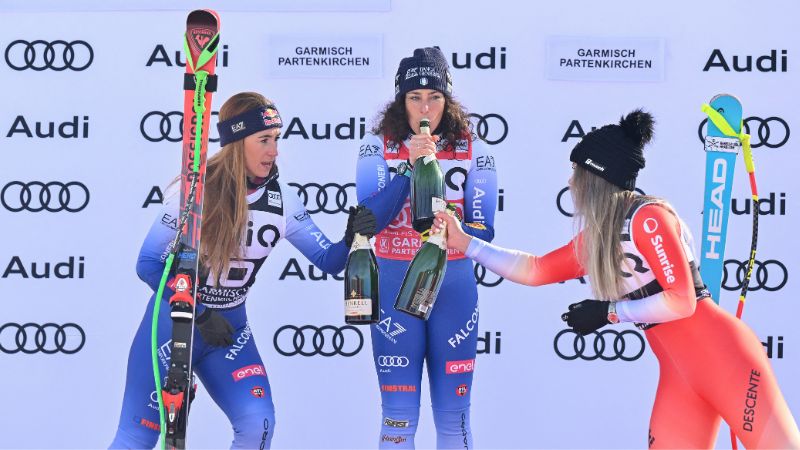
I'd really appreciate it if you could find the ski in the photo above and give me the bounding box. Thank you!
[150,9,220,450]
[699,94,742,304]
[701,97,760,450]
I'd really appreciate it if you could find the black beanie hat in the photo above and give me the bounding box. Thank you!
[569,109,654,191]
[394,47,453,99]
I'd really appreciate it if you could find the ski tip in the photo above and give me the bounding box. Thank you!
[708,93,741,105]
[187,9,220,28]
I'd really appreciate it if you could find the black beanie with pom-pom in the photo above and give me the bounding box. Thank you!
[569,109,655,191]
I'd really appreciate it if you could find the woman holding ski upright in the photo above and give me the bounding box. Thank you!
[433,109,800,449]
[110,92,376,449]
[356,47,498,449]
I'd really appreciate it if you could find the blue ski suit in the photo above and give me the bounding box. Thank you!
[356,132,497,449]
[110,169,348,449]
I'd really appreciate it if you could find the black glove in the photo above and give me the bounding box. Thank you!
[345,205,377,247]
[561,299,611,336]
[196,309,235,347]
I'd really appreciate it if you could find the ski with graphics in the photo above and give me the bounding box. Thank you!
[699,94,743,304]
[150,9,221,450]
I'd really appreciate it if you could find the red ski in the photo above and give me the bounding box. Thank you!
[155,9,220,450]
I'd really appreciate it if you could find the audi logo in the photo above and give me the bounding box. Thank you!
[553,329,645,361]
[273,325,363,357]
[1,181,90,213]
[556,186,646,217]
[0,323,85,354]
[5,40,93,71]
[698,116,789,149]
[468,113,508,145]
[289,182,356,215]
[474,263,503,287]
[722,259,788,292]
[378,355,410,367]
[140,110,220,143]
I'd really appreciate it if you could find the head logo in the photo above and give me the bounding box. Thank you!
[456,384,469,396]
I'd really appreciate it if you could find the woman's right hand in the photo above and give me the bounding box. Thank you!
[432,211,472,254]
[408,134,439,166]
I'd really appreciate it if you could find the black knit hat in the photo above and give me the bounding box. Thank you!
[569,110,654,191]
[394,47,453,99]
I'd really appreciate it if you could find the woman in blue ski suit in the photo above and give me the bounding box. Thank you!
[356,48,498,449]
[110,92,375,449]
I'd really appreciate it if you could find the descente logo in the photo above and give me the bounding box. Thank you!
[643,217,675,284]
[584,158,605,172]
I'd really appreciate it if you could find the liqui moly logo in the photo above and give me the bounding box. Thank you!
[705,158,726,260]
[232,364,266,382]
[446,359,475,374]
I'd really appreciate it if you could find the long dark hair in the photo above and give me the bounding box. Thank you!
[372,92,473,144]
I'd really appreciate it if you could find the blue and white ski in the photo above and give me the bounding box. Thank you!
[699,94,743,304]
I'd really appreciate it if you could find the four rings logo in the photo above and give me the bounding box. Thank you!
[378,355,410,367]
[1,181,90,213]
[273,325,363,357]
[5,40,93,71]
[474,263,503,287]
[698,117,789,148]
[468,113,508,145]
[140,111,220,143]
[289,182,356,214]
[722,259,788,292]
[554,329,646,361]
[0,322,86,354]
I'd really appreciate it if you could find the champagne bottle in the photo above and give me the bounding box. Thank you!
[344,233,380,324]
[393,221,448,320]
[410,118,447,233]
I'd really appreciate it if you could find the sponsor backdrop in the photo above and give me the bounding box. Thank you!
[1,1,796,448]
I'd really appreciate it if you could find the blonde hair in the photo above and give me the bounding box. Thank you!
[570,166,670,299]
[200,92,274,281]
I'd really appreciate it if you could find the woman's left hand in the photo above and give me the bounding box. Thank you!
[561,299,613,336]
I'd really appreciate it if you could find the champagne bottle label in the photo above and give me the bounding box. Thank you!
[349,233,372,252]
[411,287,435,313]
[426,233,447,250]
[422,153,437,165]
[345,297,373,316]
[431,197,447,212]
